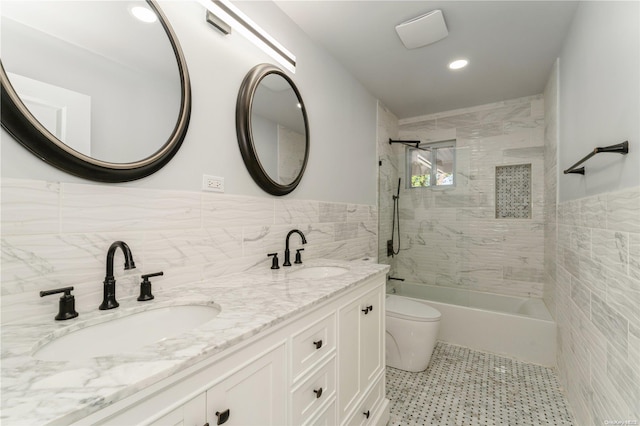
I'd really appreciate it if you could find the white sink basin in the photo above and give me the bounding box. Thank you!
[33,304,220,361]
[287,266,349,279]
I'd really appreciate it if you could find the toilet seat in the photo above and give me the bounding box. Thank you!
[386,295,441,322]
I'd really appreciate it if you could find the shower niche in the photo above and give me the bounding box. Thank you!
[495,163,532,219]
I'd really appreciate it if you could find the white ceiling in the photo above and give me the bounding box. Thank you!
[274,1,579,119]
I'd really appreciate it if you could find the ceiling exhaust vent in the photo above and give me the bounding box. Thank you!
[395,10,448,50]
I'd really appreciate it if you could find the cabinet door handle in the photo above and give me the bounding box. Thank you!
[215,409,230,425]
[203,424,210,426]
[367,304,373,312]
[361,306,369,314]
[313,387,323,398]
[363,410,371,419]
[313,339,323,349]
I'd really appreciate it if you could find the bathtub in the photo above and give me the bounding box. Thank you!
[390,282,556,366]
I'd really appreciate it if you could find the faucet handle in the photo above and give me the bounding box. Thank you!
[267,253,280,270]
[294,248,305,264]
[138,271,163,301]
[40,286,79,321]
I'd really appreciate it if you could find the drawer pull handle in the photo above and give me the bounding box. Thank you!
[204,424,210,426]
[361,307,369,314]
[313,339,323,349]
[313,387,323,398]
[363,410,370,419]
[215,409,230,425]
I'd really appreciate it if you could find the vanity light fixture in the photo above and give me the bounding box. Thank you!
[130,5,158,23]
[197,0,296,73]
[448,59,468,70]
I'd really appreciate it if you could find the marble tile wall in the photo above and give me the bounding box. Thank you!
[554,186,640,424]
[390,95,546,298]
[0,178,377,323]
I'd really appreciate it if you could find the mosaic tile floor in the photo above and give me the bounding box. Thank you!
[386,342,574,425]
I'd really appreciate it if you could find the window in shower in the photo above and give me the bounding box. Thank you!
[407,140,456,188]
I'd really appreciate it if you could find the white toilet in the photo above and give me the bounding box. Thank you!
[385,294,441,372]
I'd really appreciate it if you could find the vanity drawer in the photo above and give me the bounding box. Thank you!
[308,399,337,426]
[291,356,336,425]
[291,312,336,381]
[343,373,384,426]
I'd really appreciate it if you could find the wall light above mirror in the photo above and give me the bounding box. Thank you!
[237,64,309,196]
[198,0,296,73]
[0,0,191,182]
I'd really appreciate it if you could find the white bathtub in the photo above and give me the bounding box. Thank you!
[390,282,556,366]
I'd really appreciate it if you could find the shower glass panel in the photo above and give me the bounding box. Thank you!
[378,138,472,307]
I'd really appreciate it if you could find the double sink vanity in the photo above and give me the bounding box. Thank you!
[0,1,388,424]
[2,258,390,425]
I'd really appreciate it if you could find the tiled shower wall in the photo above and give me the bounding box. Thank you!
[389,95,545,298]
[1,178,377,323]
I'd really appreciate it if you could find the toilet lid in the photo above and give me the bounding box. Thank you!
[386,295,441,322]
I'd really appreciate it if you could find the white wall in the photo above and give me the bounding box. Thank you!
[558,1,640,202]
[1,1,378,205]
[552,2,640,422]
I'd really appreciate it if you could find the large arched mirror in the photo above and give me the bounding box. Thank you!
[0,0,191,182]
[236,64,309,196]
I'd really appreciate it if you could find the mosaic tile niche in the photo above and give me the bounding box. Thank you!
[495,164,532,219]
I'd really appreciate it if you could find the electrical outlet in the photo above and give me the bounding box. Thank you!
[202,174,224,193]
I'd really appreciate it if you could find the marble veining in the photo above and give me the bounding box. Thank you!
[381,95,546,299]
[0,258,388,425]
[551,186,640,424]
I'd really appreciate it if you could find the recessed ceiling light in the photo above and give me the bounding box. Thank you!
[130,5,157,23]
[448,59,468,70]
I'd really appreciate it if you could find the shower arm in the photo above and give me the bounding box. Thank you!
[389,139,420,149]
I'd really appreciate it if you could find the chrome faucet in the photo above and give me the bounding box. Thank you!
[99,241,136,310]
[283,229,307,266]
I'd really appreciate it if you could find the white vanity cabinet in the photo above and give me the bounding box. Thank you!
[148,393,206,426]
[149,345,286,426]
[337,285,384,424]
[205,344,287,426]
[76,271,387,426]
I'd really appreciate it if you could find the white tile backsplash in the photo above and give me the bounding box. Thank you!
[0,178,377,323]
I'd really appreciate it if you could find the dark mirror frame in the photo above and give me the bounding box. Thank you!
[0,0,191,183]
[236,63,309,196]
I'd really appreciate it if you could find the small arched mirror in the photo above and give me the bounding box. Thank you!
[0,0,190,182]
[236,64,309,196]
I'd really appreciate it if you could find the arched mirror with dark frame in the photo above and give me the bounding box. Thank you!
[0,0,191,182]
[236,63,309,196]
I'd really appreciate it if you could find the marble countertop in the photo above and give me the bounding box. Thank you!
[1,259,389,425]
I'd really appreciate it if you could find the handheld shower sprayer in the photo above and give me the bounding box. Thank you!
[388,177,401,257]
